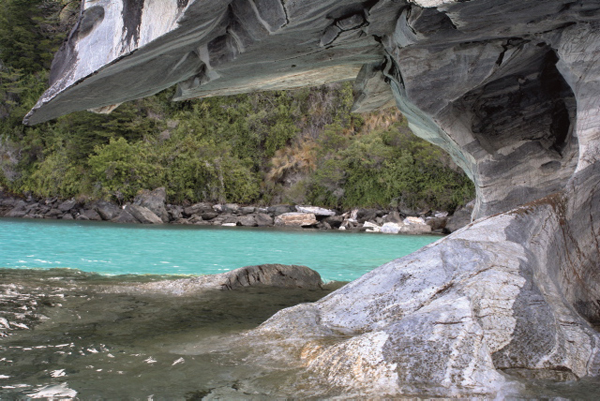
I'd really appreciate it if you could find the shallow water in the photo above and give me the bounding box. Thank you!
[1,269,599,400]
[1,220,599,399]
[0,218,441,282]
[0,268,342,399]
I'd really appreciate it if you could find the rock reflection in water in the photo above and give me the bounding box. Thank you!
[0,268,343,399]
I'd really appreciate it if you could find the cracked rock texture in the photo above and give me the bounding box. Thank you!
[26,0,600,397]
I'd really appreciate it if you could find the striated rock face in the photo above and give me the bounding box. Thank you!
[248,195,600,397]
[25,0,600,397]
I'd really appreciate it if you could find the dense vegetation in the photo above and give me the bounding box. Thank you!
[0,0,474,212]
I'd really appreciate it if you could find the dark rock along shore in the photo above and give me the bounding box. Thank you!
[0,186,468,234]
[12,0,600,398]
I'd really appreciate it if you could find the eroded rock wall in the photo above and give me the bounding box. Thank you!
[25,0,600,397]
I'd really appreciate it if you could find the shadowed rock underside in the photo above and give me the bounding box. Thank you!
[25,0,600,397]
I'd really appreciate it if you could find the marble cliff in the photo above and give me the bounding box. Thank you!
[26,0,600,397]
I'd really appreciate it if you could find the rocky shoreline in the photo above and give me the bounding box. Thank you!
[0,187,472,234]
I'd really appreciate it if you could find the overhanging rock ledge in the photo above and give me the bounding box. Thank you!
[26,0,600,397]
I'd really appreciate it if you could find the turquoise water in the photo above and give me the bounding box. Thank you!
[0,218,440,282]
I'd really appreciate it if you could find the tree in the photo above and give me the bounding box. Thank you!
[0,0,65,73]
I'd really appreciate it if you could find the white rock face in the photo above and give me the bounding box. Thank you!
[245,206,600,397]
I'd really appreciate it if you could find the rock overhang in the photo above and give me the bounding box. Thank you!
[24,1,598,220]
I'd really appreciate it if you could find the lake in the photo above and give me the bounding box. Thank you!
[1,218,598,399]
[0,217,441,282]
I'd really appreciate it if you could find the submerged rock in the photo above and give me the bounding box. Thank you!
[106,264,323,295]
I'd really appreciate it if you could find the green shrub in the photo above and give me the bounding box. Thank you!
[88,137,164,201]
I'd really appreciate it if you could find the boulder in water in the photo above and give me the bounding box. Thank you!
[221,264,323,290]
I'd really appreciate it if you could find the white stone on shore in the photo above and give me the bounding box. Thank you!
[380,222,401,234]
[295,205,336,217]
[275,212,318,227]
[363,221,381,233]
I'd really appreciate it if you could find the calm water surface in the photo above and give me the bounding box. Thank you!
[0,217,441,281]
[3,218,597,399]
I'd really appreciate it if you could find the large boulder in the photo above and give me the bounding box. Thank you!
[5,201,28,218]
[245,195,600,397]
[133,187,169,222]
[221,264,323,290]
[237,214,257,227]
[255,213,274,227]
[446,201,476,233]
[274,212,318,227]
[183,202,213,217]
[124,205,163,224]
[295,205,336,217]
[267,205,295,216]
[57,199,77,212]
[77,209,102,221]
[94,201,121,221]
[110,209,138,224]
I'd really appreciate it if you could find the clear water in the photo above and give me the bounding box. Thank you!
[1,219,599,399]
[0,217,441,282]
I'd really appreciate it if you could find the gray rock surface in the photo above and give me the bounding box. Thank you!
[133,187,169,222]
[110,208,140,224]
[254,213,274,227]
[237,214,256,227]
[77,209,102,221]
[57,199,77,212]
[22,0,600,397]
[125,205,163,224]
[445,200,475,233]
[94,201,121,221]
[221,264,323,290]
